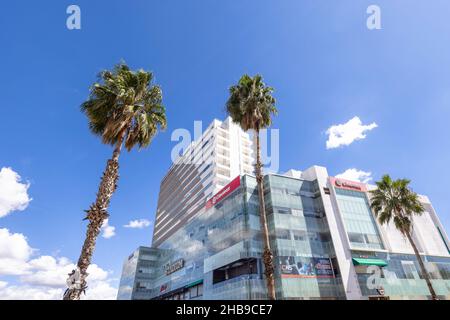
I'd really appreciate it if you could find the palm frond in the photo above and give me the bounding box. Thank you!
[226,74,277,132]
[81,62,167,151]
[369,174,424,236]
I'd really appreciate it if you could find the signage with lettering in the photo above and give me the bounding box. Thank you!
[329,177,367,192]
[164,259,185,275]
[205,176,241,209]
[279,256,335,278]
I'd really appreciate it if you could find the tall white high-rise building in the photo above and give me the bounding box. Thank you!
[152,117,255,247]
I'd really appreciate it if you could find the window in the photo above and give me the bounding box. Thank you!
[217,168,230,177]
[189,286,198,298]
[212,259,257,284]
[349,233,365,244]
[201,171,213,184]
[308,232,319,241]
[287,190,300,196]
[275,229,290,240]
[293,230,306,241]
[136,281,151,289]
[138,267,153,274]
[200,164,210,175]
[203,182,212,191]
[319,233,331,242]
[402,261,420,279]
[277,208,290,215]
[365,234,381,244]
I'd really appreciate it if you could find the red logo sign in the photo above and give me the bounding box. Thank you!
[160,284,168,292]
[330,177,367,192]
[205,176,241,209]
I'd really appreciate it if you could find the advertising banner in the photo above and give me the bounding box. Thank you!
[279,256,334,278]
[205,176,241,209]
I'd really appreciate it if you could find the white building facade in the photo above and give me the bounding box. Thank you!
[293,166,450,299]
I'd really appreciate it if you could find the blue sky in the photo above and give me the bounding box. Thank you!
[1,0,450,298]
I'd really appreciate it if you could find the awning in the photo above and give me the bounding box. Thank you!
[352,258,388,267]
[185,279,203,288]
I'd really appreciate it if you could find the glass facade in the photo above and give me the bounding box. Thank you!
[264,175,346,299]
[117,247,161,300]
[335,188,384,250]
[118,175,268,300]
[118,174,347,300]
[352,250,450,299]
[118,172,450,300]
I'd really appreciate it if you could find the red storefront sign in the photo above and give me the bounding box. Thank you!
[205,176,241,209]
[330,177,367,192]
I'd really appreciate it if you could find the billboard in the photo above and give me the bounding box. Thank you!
[279,256,335,278]
[205,176,241,209]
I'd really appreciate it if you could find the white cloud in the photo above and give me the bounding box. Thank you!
[0,285,64,300]
[0,167,32,218]
[123,219,151,229]
[0,228,34,275]
[0,228,117,300]
[326,116,378,149]
[101,219,116,239]
[20,256,75,287]
[20,257,109,288]
[336,168,373,183]
[83,281,118,300]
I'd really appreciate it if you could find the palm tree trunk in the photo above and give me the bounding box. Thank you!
[63,132,125,300]
[254,129,276,300]
[405,232,438,300]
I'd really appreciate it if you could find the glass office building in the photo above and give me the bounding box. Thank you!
[264,174,346,299]
[118,166,450,300]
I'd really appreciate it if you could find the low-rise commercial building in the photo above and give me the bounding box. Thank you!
[118,166,450,300]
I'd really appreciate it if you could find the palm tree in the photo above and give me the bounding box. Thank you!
[63,63,166,300]
[226,74,278,300]
[369,175,438,300]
